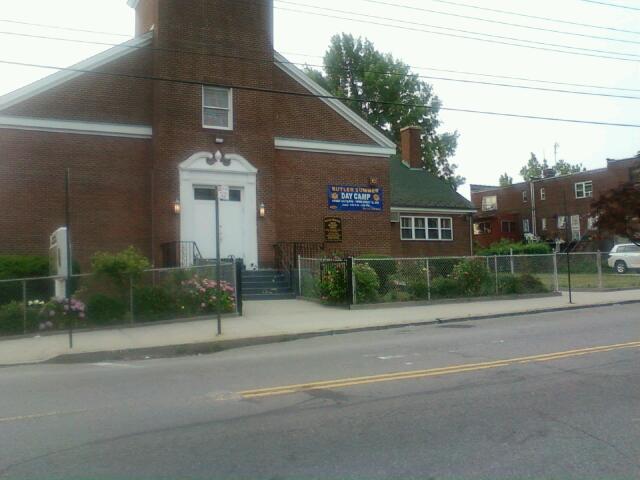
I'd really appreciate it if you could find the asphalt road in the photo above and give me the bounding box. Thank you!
[1,303,639,479]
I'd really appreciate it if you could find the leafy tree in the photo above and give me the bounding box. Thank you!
[591,183,640,246]
[519,153,585,181]
[519,153,548,181]
[305,34,463,188]
[499,173,513,186]
[554,159,585,175]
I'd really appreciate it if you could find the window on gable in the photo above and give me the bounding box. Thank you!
[557,215,566,229]
[575,181,593,199]
[203,86,233,130]
[540,188,546,200]
[541,218,548,231]
[481,195,497,211]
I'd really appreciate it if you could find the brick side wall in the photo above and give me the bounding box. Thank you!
[274,151,391,258]
[390,214,472,257]
[2,48,153,125]
[0,130,152,267]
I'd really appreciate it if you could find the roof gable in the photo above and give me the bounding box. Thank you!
[0,32,153,112]
[274,52,396,150]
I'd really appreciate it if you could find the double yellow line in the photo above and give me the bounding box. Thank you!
[239,340,640,399]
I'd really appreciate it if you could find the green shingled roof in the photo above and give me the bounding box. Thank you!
[390,157,475,210]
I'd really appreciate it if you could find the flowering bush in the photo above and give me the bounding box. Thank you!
[451,259,492,296]
[40,297,86,330]
[181,275,236,314]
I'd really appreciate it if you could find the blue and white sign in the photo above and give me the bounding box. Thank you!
[328,185,383,212]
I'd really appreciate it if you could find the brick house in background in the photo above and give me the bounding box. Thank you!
[0,0,474,269]
[471,155,640,250]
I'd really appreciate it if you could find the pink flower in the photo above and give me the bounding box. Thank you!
[79,313,85,319]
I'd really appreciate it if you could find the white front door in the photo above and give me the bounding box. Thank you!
[179,152,259,268]
[192,186,245,260]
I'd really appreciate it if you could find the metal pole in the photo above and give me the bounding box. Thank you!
[426,258,431,301]
[215,189,222,336]
[350,257,356,305]
[65,168,73,348]
[597,251,603,290]
[563,191,573,304]
[494,255,499,294]
[510,248,515,274]
[553,253,559,293]
[297,254,302,296]
[129,274,134,324]
[22,280,27,335]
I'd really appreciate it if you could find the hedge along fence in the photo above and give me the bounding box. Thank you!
[0,248,239,337]
[477,240,552,256]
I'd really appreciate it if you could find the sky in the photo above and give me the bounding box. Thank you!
[0,0,639,199]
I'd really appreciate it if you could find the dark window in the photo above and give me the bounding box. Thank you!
[501,221,516,233]
[229,189,241,202]
[194,187,216,201]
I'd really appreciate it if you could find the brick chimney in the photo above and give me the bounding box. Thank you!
[400,126,423,169]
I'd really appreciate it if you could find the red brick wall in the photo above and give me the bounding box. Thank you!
[0,130,152,268]
[390,213,472,257]
[274,150,391,258]
[3,48,153,125]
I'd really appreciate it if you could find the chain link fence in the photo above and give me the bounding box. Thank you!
[0,262,238,337]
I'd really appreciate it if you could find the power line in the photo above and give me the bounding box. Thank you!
[1,58,639,128]
[425,0,640,36]
[0,18,130,37]
[2,29,640,101]
[274,4,640,62]
[579,0,640,11]
[0,16,635,93]
[360,0,640,46]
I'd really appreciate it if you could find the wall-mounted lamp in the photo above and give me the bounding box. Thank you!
[173,199,181,215]
[259,203,266,218]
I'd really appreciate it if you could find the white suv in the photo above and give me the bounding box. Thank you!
[608,244,640,274]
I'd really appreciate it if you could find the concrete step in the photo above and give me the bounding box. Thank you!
[243,292,297,301]
[243,286,294,295]
[242,270,286,281]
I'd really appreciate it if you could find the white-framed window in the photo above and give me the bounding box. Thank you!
[587,216,598,230]
[558,215,566,229]
[474,222,491,235]
[523,218,530,233]
[540,188,546,200]
[541,218,547,230]
[575,181,593,199]
[202,86,233,130]
[481,195,497,211]
[401,216,453,241]
[522,190,528,202]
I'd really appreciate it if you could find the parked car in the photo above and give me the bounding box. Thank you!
[607,244,640,273]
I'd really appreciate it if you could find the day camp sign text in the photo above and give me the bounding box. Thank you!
[328,185,383,212]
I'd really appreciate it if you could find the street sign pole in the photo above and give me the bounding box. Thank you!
[65,168,74,349]
[215,187,222,336]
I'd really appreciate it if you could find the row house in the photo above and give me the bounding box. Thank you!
[470,155,640,249]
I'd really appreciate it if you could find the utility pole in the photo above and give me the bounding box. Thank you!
[563,191,573,304]
[64,168,73,348]
[554,142,560,164]
[215,187,222,336]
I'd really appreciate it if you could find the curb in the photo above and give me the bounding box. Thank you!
[33,298,640,366]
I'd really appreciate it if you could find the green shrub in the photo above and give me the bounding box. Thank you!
[318,262,348,303]
[0,255,51,305]
[134,286,179,321]
[382,291,413,303]
[354,263,380,303]
[430,278,461,299]
[87,294,127,325]
[451,258,492,296]
[0,301,40,335]
[408,277,430,299]
[518,273,548,293]
[478,240,552,256]
[361,254,396,290]
[499,273,549,295]
[91,246,151,289]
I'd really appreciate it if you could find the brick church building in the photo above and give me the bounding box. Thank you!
[0,0,475,269]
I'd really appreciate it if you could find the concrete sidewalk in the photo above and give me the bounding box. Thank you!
[1,290,639,366]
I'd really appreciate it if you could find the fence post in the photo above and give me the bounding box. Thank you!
[297,254,302,297]
[235,258,243,316]
[426,258,431,301]
[494,255,499,295]
[129,274,134,324]
[510,248,515,274]
[553,253,559,293]
[347,257,356,306]
[21,280,27,335]
[597,251,603,290]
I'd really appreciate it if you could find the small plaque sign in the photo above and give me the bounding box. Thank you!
[217,185,229,201]
[324,217,343,243]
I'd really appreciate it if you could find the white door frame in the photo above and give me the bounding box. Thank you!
[179,151,259,268]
